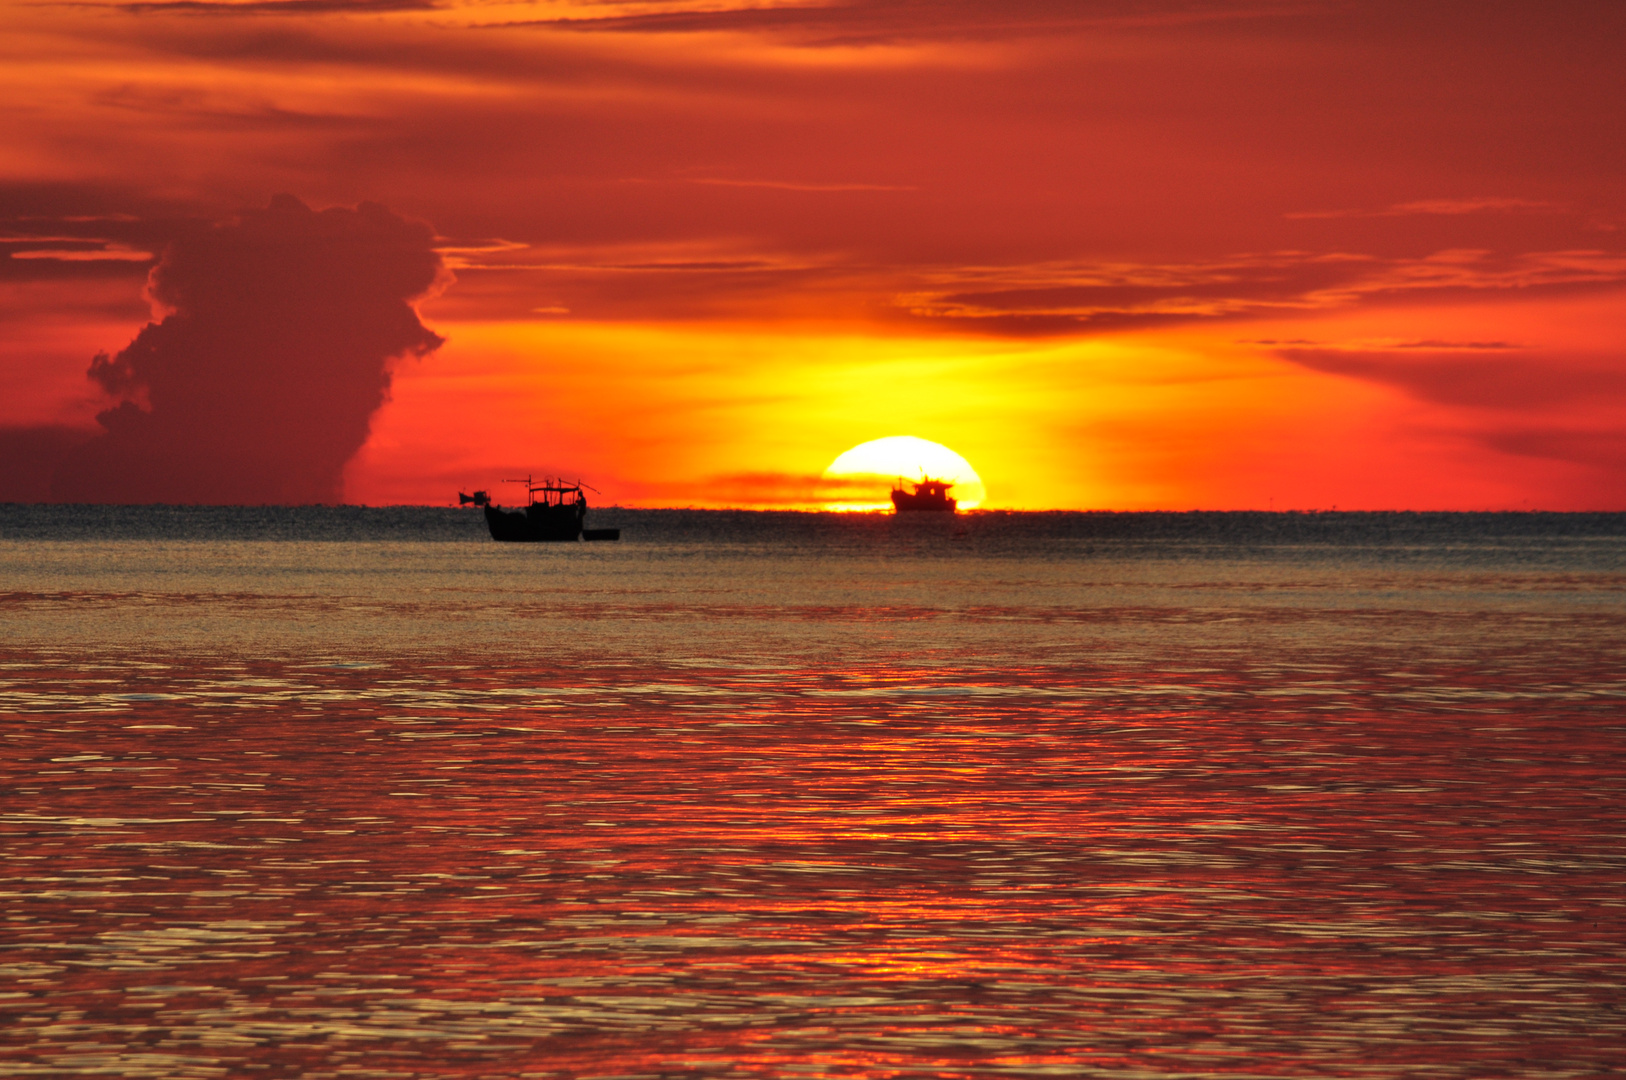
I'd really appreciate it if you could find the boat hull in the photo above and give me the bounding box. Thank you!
[483,503,585,542]
[890,490,957,512]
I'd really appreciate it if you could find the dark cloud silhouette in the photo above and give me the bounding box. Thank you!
[1275,346,1626,409]
[1479,427,1626,471]
[0,426,96,503]
[50,195,446,504]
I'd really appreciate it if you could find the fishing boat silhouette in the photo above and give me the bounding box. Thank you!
[890,475,957,513]
[459,476,619,541]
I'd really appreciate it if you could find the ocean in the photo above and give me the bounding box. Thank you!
[2,506,1623,1078]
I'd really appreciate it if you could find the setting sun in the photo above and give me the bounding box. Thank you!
[822,436,986,511]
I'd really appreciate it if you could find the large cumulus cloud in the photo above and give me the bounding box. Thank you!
[51,195,446,504]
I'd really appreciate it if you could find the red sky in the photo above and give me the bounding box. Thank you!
[3,0,1624,508]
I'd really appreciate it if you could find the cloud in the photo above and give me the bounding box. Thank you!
[47,195,447,504]
[429,242,1626,331]
[1274,344,1626,410]
[1478,427,1626,471]
[0,185,195,284]
[0,426,96,503]
[1266,339,1626,489]
[106,0,437,13]
[1285,197,1566,220]
[678,177,918,193]
[501,0,1301,43]
[890,250,1626,335]
[19,0,1622,335]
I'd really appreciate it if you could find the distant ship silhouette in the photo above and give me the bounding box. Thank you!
[459,477,619,541]
[891,476,957,513]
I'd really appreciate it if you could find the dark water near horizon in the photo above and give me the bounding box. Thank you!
[2,508,1624,1077]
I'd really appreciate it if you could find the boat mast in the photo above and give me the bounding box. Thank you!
[502,475,536,506]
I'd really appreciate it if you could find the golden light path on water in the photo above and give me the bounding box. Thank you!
[822,436,986,510]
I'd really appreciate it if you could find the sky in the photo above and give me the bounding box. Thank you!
[2,0,1623,509]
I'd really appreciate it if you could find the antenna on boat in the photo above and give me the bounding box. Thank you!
[501,475,536,504]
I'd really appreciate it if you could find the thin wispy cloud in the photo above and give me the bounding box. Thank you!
[91,0,437,13]
[1286,197,1567,220]
[890,249,1626,331]
[680,177,918,193]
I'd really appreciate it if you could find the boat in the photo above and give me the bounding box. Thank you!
[891,475,957,513]
[460,477,619,542]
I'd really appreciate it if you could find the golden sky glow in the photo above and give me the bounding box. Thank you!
[3,0,1625,508]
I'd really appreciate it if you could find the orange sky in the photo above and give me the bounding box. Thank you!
[3,0,1624,508]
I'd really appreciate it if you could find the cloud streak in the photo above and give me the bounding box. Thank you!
[100,0,438,13]
[890,250,1626,334]
[1285,197,1567,220]
[1275,344,1626,410]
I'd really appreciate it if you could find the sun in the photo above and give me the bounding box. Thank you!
[822,436,986,510]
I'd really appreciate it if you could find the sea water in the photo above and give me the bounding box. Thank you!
[1,507,1623,1078]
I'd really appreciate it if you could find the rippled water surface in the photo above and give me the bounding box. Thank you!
[2,508,1624,1078]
